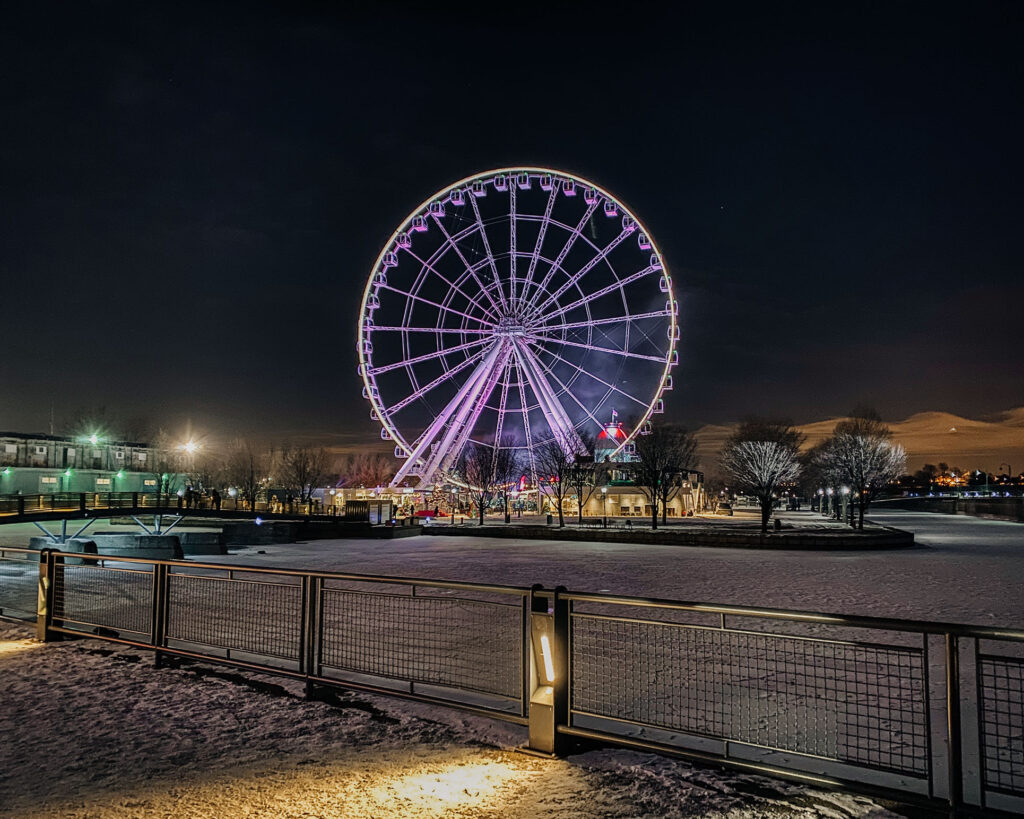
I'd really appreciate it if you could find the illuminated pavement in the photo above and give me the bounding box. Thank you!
[0,618,897,818]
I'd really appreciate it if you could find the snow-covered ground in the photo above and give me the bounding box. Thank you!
[1,509,1019,816]
[0,618,900,818]
[216,510,1024,627]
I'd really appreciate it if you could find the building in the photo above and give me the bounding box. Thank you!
[579,471,705,518]
[0,431,163,494]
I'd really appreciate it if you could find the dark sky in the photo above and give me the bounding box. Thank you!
[2,2,1022,445]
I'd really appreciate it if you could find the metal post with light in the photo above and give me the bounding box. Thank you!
[601,486,607,528]
[527,585,569,755]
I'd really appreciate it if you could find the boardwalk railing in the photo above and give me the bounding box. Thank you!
[0,492,343,521]
[0,546,1021,816]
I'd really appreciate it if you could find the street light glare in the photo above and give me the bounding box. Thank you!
[183,440,199,454]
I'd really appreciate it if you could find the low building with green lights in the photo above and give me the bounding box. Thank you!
[0,431,174,495]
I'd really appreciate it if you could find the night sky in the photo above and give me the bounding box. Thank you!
[2,2,1022,446]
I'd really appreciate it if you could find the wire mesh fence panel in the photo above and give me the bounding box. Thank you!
[321,589,522,699]
[571,614,928,777]
[53,564,153,635]
[166,574,302,661]
[0,555,37,619]
[979,655,1024,796]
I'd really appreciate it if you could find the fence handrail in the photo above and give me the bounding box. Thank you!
[561,589,1024,642]
[34,548,532,596]
[8,543,1024,641]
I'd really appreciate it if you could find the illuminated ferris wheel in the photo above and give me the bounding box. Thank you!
[357,167,678,488]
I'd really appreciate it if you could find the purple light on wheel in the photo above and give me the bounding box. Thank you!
[356,167,678,489]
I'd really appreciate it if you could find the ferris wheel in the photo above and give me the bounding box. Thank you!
[357,167,678,488]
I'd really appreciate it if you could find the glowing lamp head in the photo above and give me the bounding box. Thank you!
[182,440,198,455]
[539,634,556,683]
[88,434,99,445]
[116,470,124,479]
[63,469,72,478]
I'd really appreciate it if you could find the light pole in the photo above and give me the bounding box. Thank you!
[601,486,608,528]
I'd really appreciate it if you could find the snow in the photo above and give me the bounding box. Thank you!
[0,618,899,817]
[2,509,1020,815]
[214,510,1024,627]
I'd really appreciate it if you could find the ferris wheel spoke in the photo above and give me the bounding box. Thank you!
[367,336,492,377]
[514,341,584,452]
[514,356,539,487]
[532,335,667,364]
[540,346,651,409]
[538,265,657,324]
[508,185,517,308]
[418,343,512,483]
[528,350,605,431]
[387,346,491,415]
[403,245,500,323]
[379,284,496,328]
[535,229,632,314]
[392,341,507,486]
[520,185,559,307]
[490,356,514,451]
[535,309,672,333]
[427,217,505,318]
[523,201,599,309]
[370,325,490,334]
[468,193,507,311]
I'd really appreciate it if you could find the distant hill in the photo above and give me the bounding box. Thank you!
[694,408,1024,474]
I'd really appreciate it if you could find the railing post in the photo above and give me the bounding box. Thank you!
[79,493,86,513]
[301,575,322,697]
[151,563,169,667]
[132,491,138,510]
[527,585,569,755]
[36,549,60,642]
[946,633,963,814]
[17,495,25,516]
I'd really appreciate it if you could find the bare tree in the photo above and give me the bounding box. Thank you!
[279,445,330,505]
[185,450,224,494]
[224,439,273,510]
[626,423,699,529]
[534,431,585,527]
[336,451,395,489]
[564,431,599,525]
[149,429,185,505]
[720,420,804,534]
[816,410,907,530]
[457,443,500,525]
[490,439,521,523]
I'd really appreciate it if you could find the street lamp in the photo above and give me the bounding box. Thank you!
[601,486,608,528]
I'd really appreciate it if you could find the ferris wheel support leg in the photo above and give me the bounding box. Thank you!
[422,345,511,482]
[439,352,512,479]
[514,341,584,454]
[391,343,501,487]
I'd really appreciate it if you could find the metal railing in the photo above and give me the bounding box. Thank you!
[0,492,337,521]
[1,546,1022,815]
